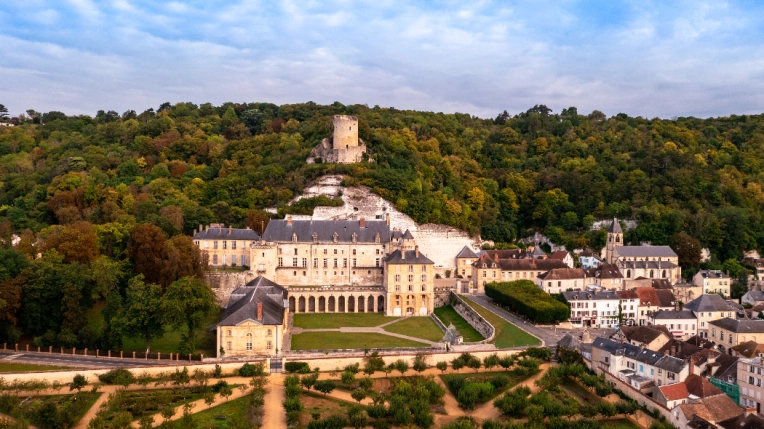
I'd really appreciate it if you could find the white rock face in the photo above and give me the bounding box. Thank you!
[286,175,485,272]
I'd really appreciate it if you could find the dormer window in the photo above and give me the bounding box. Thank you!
[333,232,338,243]
[292,233,297,242]
[352,232,357,243]
[375,233,380,243]
[312,232,318,243]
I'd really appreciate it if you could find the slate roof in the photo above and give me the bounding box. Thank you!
[620,325,669,344]
[677,395,743,425]
[596,263,624,279]
[650,310,696,320]
[657,339,704,359]
[685,374,724,398]
[731,341,764,358]
[608,217,623,234]
[659,382,689,401]
[483,249,527,260]
[384,249,434,265]
[218,276,287,326]
[562,290,620,301]
[548,250,570,260]
[745,290,764,302]
[261,219,390,243]
[712,354,739,382]
[473,254,568,271]
[708,318,764,333]
[698,270,730,279]
[684,294,738,312]
[193,225,260,241]
[455,246,478,259]
[592,337,623,354]
[616,245,678,258]
[538,268,587,281]
[530,245,547,258]
[557,333,581,351]
[654,355,686,373]
[619,260,679,269]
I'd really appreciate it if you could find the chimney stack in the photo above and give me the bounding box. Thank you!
[415,245,419,258]
[401,249,406,259]
[257,302,263,320]
[206,226,209,232]
[199,224,203,231]
[360,218,365,228]
[688,357,694,375]
[229,226,232,234]
[287,216,293,225]
[385,213,390,226]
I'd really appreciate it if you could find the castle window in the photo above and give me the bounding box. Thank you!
[226,341,232,351]
[232,255,237,265]
[353,249,357,255]
[422,265,427,272]
[223,241,227,249]
[395,285,400,292]
[408,285,413,292]
[421,275,427,282]
[313,258,318,268]
[278,257,283,267]
[376,259,380,267]
[294,248,298,255]
[213,255,218,264]
[293,271,296,276]
[421,285,426,292]
[246,333,252,351]
[352,258,357,267]
[323,259,328,268]
[334,249,338,255]
[333,259,338,268]
[343,259,347,268]
[267,341,272,350]
[227,330,232,336]
[232,241,237,250]
[376,249,380,255]
[408,275,414,282]
[323,249,327,255]
[408,265,414,273]
[302,258,307,267]
[395,275,401,282]
[214,241,218,249]
[293,258,298,267]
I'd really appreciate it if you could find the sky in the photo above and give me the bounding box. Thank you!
[2,0,764,119]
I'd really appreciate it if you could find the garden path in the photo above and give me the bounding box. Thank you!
[290,325,439,346]
[262,374,286,429]
[467,363,551,423]
[72,392,107,429]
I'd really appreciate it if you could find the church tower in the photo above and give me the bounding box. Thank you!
[605,217,623,264]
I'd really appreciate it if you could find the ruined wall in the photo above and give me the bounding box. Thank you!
[434,288,451,308]
[449,293,495,342]
[205,271,253,306]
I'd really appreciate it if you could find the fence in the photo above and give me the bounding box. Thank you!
[1,343,204,362]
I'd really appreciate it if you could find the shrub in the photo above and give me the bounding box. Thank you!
[301,373,319,390]
[322,414,349,429]
[371,419,390,429]
[211,380,229,393]
[485,280,570,323]
[98,368,136,386]
[521,347,552,361]
[366,403,387,419]
[456,382,494,409]
[442,416,479,429]
[238,362,264,377]
[315,380,336,396]
[286,410,301,426]
[213,364,222,378]
[285,361,311,373]
[490,375,510,389]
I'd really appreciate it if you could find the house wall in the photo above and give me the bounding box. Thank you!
[217,321,284,357]
[384,260,435,316]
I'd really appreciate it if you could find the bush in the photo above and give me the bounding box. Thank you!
[286,410,301,426]
[442,416,479,429]
[485,280,570,323]
[238,362,264,377]
[371,419,390,429]
[456,382,494,409]
[489,375,510,389]
[285,361,311,373]
[283,397,303,412]
[98,368,136,386]
[211,380,229,393]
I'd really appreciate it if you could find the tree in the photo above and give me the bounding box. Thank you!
[0,104,8,120]
[413,353,428,373]
[394,359,409,376]
[40,222,100,265]
[245,210,271,235]
[117,275,166,352]
[436,361,448,373]
[128,224,167,285]
[314,380,336,396]
[672,232,702,267]
[341,371,356,386]
[161,235,206,287]
[70,374,87,391]
[351,388,366,403]
[163,276,218,354]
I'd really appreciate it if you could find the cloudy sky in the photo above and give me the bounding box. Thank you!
[2,0,763,119]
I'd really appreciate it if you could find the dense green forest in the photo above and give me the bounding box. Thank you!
[0,101,762,346]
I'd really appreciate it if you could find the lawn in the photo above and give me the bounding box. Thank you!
[87,301,218,356]
[290,332,428,350]
[293,313,398,329]
[433,305,484,342]
[0,362,72,373]
[460,296,540,348]
[382,317,444,342]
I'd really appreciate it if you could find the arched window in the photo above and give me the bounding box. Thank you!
[626,270,631,279]
[662,270,666,278]
[616,235,620,243]
[650,270,654,278]
[246,333,253,351]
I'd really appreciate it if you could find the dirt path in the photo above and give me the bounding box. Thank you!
[73,392,108,429]
[467,363,550,423]
[262,374,285,429]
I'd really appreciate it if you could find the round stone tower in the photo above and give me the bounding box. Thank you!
[332,115,359,150]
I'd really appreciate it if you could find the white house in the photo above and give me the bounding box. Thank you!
[647,310,697,340]
[563,290,621,328]
[549,250,575,268]
[537,268,588,294]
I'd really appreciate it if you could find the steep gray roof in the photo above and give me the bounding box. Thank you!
[384,249,434,265]
[531,245,547,258]
[592,337,623,353]
[193,225,260,240]
[745,290,764,301]
[708,318,764,333]
[651,310,696,320]
[616,245,678,258]
[218,276,287,326]
[684,294,738,312]
[402,229,414,239]
[619,260,678,269]
[456,246,478,259]
[608,218,623,234]
[557,333,581,351]
[262,219,390,243]
[654,355,686,373]
[698,270,729,279]
[563,290,620,301]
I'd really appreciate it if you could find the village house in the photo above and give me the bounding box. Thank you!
[215,276,288,357]
[578,248,601,269]
[454,246,478,278]
[694,270,732,298]
[590,337,689,387]
[731,341,764,359]
[562,290,621,328]
[615,289,639,325]
[672,281,703,305]
[590,263,625,290]
[684,295,740,338]
[471,253,567,291]
[193,224,261,267]
[548,250,574,268]
[612,325,672,349]
[709,318,764,353]
[383,247,436,316]
[671,374,743,429]
[738,356,764,413]
[647,310,698,340]
[635,287,677,326]
[742,290,764,307]
[537,268,588,294]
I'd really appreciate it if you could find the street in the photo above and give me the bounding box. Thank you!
[0,350,180,368]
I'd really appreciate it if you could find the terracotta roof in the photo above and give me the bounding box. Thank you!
[636,287,676,307]
[731,341,764,358]
[718,413,764,429]
[659,382,689,401]
[657,339,704,359]
[548,250,570,260]
[677,395,743,424]
[620,325,669,344]
[616,290,639,299]
[538,268,587,280]
[685,374,724,398]
[652,278,673,289]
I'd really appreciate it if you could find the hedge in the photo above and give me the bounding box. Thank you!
[485,280,570,323]
[285,361,311,373]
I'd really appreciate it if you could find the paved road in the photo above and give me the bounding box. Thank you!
[0,351,177,368]
[466,294,615,347]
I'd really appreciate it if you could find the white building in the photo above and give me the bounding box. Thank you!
[537,268,588,294]
[647,310,697,340]
[693,270,731,298]
[563,290,621,328]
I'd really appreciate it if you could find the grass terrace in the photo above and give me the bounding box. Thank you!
[433,305,484,342]
[290,332,429,350]
[293,313,398,329]
[460,296,540,348]
[382,317,444,341]
[0,362,73,373]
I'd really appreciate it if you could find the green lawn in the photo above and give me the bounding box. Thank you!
[290,332,428,350]
[382,317,444,342]
[460,296,540,348]
[87,301,218,356]
[293,313,398,329]
[433,305,484,342]
[0,362,72,373]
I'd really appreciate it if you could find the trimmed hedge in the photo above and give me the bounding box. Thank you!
[285,362,311,373]
[485,280,570,323]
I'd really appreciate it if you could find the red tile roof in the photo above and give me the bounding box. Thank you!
[659,382,689,401]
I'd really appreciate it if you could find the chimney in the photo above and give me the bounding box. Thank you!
[199,224,203,231]
[688,357,694,375]
[205,226,209,232]
[401,249,406,259]
[671,345,676,356]
[663,349,668,356]
[360,218,365,228]
[386,213,390,225]
[415,245,419,258]
[257,302,262,320]
[229,226,232,234]
[287,216,292,225]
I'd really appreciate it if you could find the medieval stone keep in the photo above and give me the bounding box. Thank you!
[306,115,368,164]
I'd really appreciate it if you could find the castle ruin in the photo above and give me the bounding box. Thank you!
[307,115,368,164]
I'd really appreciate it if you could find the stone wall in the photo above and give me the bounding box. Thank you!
[592,358,673,423]
[449,293,495,343]
[205,271,252,306]
[434,288,451,308]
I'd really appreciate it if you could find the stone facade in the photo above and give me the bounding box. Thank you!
[384,248,435,316]
[193,223,260,267]
[219,321,283,357]
[449,293,494,340]
[307,115,368,164]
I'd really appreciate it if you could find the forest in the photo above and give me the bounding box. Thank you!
[0,101,762,347]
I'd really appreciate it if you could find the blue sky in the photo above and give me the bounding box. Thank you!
[2,0,763,118]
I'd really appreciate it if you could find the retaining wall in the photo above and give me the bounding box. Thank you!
[450,292,495,343]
